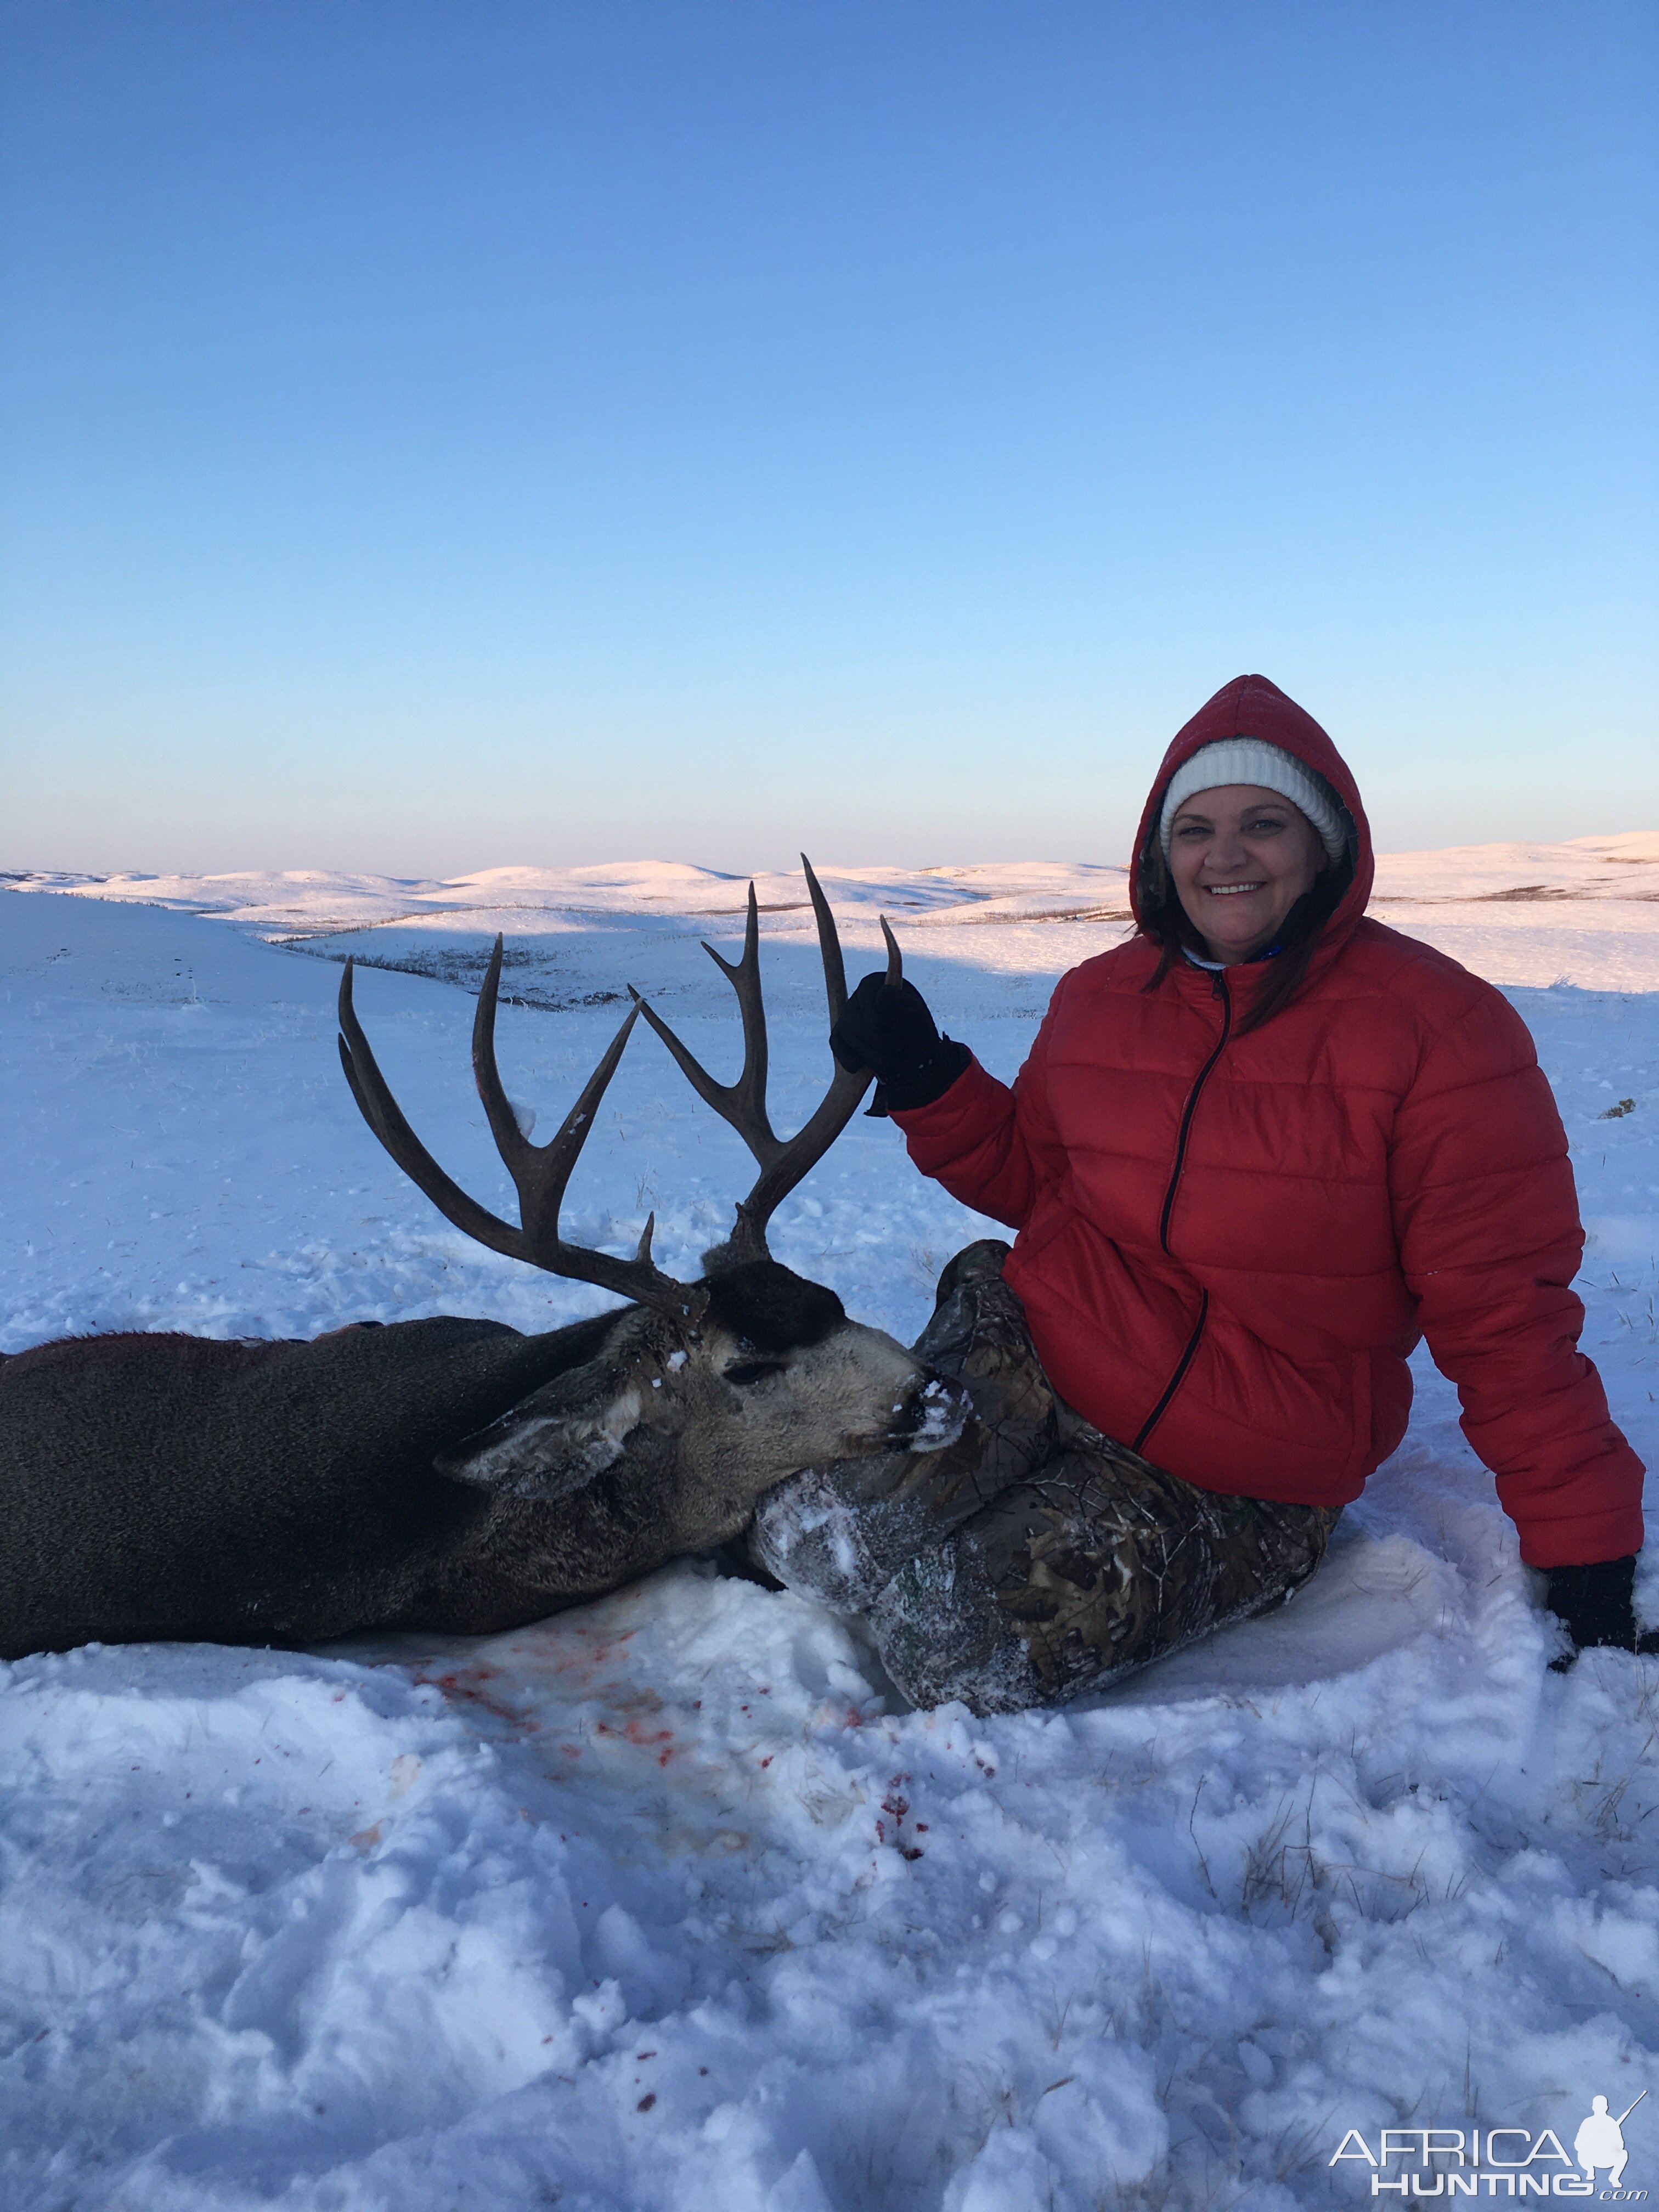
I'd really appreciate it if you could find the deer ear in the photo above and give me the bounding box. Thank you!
[433,1361,648,1502]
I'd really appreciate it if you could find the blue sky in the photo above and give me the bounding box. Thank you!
[2,1,1654,874]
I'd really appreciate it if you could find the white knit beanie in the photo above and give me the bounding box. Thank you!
[1158,738,1348,863]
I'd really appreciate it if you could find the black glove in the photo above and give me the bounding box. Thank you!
[1545,1555,1659,1668]
[830,974,971,1114]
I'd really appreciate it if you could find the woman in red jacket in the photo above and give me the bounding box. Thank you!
[830,674,1649,1712]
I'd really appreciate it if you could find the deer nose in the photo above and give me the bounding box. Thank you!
[883,1373,972,1450]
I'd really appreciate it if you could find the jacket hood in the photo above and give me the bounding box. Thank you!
[1129,673,1374,937]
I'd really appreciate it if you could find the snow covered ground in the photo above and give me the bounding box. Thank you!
[3,845,1658,2212]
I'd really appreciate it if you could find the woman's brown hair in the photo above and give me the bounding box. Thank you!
[1136,840,1355,1036]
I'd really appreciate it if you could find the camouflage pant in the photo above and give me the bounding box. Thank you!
[753,1242,1340,1717]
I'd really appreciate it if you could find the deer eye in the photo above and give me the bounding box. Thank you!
[723,1359,787,1386]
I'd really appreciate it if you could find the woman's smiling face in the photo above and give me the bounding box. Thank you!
[1166,783,1327,964]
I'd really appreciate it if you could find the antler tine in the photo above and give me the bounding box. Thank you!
[470,936,531,1176]
[722,857,879,1263]
[627,881,786,1171]
[802,854,849,1020]
[338,959,526,1265]
[698,883,780,1153]
[338,951,698,1318]
[879,913,903,988]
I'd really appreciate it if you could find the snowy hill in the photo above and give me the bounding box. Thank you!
[14,830,1659,995]
[2,853,1657,2210]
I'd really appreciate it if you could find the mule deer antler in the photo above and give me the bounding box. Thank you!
[338,945,700,1318]
[629,855,901,1266]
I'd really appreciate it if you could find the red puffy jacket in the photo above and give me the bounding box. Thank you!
[894,674,1644,1570]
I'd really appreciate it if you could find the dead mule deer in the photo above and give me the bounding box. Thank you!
[0,863,975,1659]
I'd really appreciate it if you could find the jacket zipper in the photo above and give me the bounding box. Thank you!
[1133,1292,1209,1452]
[1134,970,1231,1453]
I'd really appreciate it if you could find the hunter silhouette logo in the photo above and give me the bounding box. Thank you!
[1330,2092,1649,2196]
[1575,2095,1646,2193]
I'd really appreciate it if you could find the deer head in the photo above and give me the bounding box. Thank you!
[336,861,960,1558]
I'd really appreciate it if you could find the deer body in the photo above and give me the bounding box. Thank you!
[0,1263,942,1657]
[1,866,969,1660]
